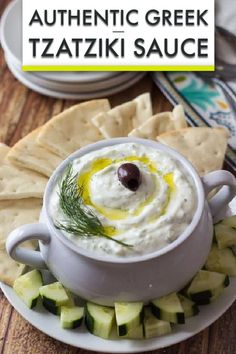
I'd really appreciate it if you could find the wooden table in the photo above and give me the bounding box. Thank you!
[0,1,236,353]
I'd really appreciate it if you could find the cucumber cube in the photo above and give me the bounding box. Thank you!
[60,306,84,329]
[205,244,236,276]
[13,270,43,309]
[114,302,144,336]
[144,307,171,339]
[85,302,115,339]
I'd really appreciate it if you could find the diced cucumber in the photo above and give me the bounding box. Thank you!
[124,324,144,339]
[187,270,229,305]
[150,293,185,324]
[13,270,43,309]
[39,282,69,306]
[40,282,69,315]
[65,290,75,307]
[221,215,236,228]
[193,283,226,305]
[178,294,199,318]
[191,285,225,305]
[114,302,144,336]
[209,285,225,303]
[85,302,115,339]
[43,289,75,316]
[205,244,236,276]
[144,307,171,339]
[60,306,84,329]
[215,224,236,249]
[42,299,61,315]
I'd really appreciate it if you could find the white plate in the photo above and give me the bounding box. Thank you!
[0,0,21,67]
[8,57,142,93]
[34,70,122,84]
[1,198,236,352]
[6,54,145,99]
[0,0,122,84]
[1,276,236,353]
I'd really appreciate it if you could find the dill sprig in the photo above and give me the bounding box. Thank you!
[55,164,132,248]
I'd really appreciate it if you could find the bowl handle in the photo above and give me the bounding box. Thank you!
[202,170,236,222]
[6,223,50,269]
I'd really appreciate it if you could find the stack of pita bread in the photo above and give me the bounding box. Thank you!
[0,93,229,286]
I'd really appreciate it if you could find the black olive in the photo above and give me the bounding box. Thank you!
[117,163,141,191]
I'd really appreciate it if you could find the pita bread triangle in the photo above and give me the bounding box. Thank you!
[92,93,153,138]
[0,198,42,285]
[37,99,111,158]
[129,105,187,139]
[157,127,229,175]
[7,128,62,178]
[0,145,47,200]
[0,143,10,160]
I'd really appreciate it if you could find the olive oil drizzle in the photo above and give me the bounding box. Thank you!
[77,156,175,223]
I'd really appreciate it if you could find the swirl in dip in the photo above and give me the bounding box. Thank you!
[50,143,196,257]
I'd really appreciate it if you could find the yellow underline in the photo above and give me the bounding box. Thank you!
[22,65,215,72]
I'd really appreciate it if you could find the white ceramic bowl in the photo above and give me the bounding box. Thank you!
[6,138,236,305]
